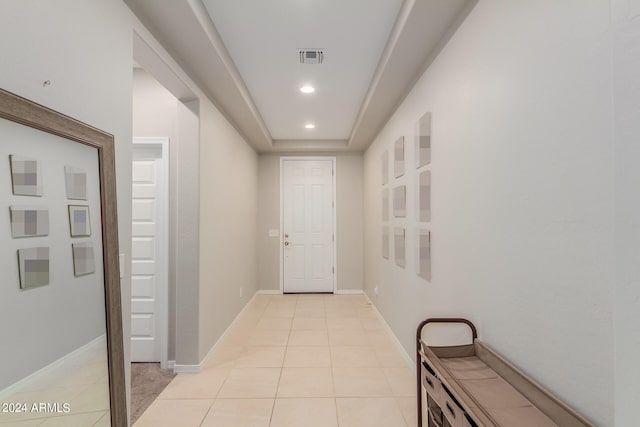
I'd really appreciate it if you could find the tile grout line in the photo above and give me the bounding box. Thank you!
[268,294,296,426]
[197,399,215,427]
[200,295,265,424]
[135,294,412,426]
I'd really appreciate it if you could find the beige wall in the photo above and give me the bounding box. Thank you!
[257,155,281,290]
[257,154,364,292]
[336,156,365,291]
[363,1,614,425]
[132,20,260,368]
[199,101,258,360]
[613,0,640,423]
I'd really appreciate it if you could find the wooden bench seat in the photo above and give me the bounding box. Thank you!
[440,356,556,426]
[416,318,596,427]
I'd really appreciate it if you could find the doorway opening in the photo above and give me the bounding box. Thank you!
[131,29,200,422]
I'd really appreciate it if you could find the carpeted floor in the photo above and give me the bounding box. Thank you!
[130,363,176,424]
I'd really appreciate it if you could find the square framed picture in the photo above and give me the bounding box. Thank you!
[394,227,406,268]
[68,205,91,237]
[393,186,406,218]
[17,247,49,290]
[394,137,404,178]
[381,150,389,185]
[10,206,49,238]
[382,188,389,221]
[417,229,431,281]
[415,113,431,168]
[72,242,95,276]
[65,166,88,200]
[9,155,43,196]
[419,170,431,222]
[382,226,390,260]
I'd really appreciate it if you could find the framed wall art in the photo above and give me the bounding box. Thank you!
[10,206,49,238]
[393,185,406,218]
[417,229,431,280]
[72,242,96,276]
[68,205,91,237]
[382,188,389,221]
[419,170,431,222]
[394,137,404,178]
[9,154,43,196]
[17,247,50,290]
[415,112,431,167]
[0,88,126,426]
[65,166,88,200]
[382,226,390,260]
[381,150,389,185]
[394,227,406,268]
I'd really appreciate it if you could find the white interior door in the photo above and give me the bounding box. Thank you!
[282,159,335,293]
[131,139,168,366]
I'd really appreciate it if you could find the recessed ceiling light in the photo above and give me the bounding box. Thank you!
[305,123,316,129]
[300,85,315,94]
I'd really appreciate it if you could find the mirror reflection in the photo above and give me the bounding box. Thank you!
[0,117,111,425]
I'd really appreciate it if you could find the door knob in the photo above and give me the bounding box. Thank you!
[284,241,290,246]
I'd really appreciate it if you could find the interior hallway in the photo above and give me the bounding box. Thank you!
[2,0,638,425]
[134,294,416,427]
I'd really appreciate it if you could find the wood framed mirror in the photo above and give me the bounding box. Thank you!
[0,89,126,426]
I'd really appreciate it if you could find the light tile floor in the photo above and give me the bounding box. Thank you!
[0,337,110,426]
[135,294,417,427]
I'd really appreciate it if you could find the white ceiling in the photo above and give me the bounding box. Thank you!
[202,0,402,141]
[126,0,476,152]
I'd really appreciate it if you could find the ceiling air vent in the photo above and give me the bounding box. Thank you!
[299,49,324,65]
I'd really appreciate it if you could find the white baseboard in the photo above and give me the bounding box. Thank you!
[172,364,201,374]
[0,334,106,399]
[334,289,364,295]
[363,294,415,369]
[167,360,175,370]
[173,291,259,374]
[258,289,363,295]
[257,290,282,295]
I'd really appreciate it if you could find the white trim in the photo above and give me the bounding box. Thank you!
[0,335,106,399]
[173,291,259,374]
[257,289,283,295]
[132,138,170,370]
[363,293,414,369]
[167,360,176,370]
[172,364,201,374]
[280,156,337,294]
[279,158,283,293]
[334,289,365,295]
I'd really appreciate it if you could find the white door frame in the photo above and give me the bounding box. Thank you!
[280,156,337,294]
[132,137,169,369]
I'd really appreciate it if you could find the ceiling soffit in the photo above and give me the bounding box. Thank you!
[125,0,477,152]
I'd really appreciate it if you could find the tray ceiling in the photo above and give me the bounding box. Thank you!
[126,0,476,152]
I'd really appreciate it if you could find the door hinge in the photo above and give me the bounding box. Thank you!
[332,234,335,242]
[333,267,335,274]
